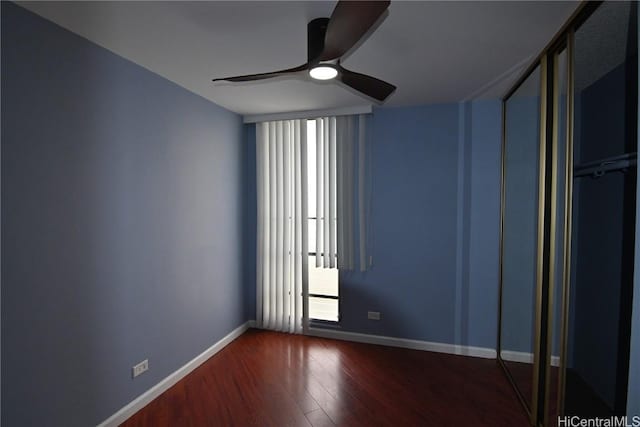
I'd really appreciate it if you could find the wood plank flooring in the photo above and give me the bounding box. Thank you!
[122,329,529,427]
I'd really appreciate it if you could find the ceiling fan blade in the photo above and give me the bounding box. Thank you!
[337,66,396,102]
[213,64,309,82]
[320,0,390,61]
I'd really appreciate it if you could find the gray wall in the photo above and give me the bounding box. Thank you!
[1,3,246,426]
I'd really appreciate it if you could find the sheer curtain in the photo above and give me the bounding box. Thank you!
[255,120,307,333]
[314,115,370,271]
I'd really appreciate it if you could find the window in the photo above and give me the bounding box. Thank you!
[307,119,339,322]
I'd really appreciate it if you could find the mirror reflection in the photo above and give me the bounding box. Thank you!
[500,64,542,413]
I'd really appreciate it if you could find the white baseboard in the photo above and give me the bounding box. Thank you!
[97,321,252,427]
[307,327,497,359]
[500,350,533,364]
[500,350,560,367]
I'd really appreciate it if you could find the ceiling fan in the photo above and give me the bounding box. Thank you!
[212,0,396,102]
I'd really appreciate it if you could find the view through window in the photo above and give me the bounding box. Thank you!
[307,119,339,322]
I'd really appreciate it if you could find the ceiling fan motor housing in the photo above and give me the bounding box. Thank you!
[307,18,330,64]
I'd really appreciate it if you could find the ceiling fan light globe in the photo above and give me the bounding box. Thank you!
[309,66,338,80]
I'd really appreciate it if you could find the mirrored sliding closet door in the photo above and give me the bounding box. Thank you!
[563,1,637,419]
[499,63,545,424]
[498,2,638,426]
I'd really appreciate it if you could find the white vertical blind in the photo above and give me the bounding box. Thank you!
[316,117,338,268]
[337,115,355,270]
[256,120,307,333]
[314,115,368,271]
[358,114,370,271]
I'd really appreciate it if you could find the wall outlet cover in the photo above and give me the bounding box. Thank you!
[367,311,381,320]
[132,359,149,378]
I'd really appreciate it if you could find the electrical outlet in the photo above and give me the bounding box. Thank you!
[368,311,381,320]
[132,359,149,378]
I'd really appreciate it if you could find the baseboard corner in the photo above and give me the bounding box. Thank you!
[97,320,252,427]
[307,328,497,359]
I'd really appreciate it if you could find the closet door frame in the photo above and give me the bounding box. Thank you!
[542,33,571,426]
[553,1,638,419]
[560,1,639,416]
[497,2,603,425]
[497,55,548,427]
[553,29,573,422]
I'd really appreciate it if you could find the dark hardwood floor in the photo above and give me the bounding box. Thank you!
[502,360,534,411]
[122,329,529,427]
[502,360,561,426]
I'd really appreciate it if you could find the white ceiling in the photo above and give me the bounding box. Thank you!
[19,1,579,116]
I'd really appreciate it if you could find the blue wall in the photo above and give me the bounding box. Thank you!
[1,3,246,426]
[245,100,502,349]
[339,104,461,343]
[339,101,502,348]
[500,95,541,355]
[244,128,257,321]
[465,101,503,349]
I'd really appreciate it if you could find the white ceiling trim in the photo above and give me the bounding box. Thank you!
[462,54,534,102]
[243,104,372,123]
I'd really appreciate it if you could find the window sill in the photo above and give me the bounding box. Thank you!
[309,319,342,330]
